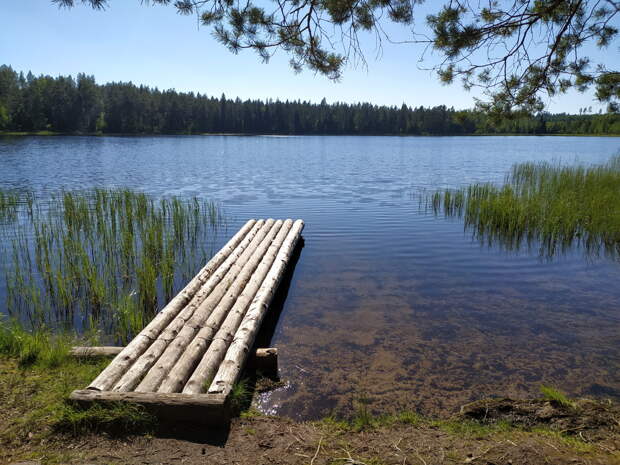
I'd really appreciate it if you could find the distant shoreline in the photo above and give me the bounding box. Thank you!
[2,131,619,138]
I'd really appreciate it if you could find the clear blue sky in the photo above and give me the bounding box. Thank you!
[1,1,617,112]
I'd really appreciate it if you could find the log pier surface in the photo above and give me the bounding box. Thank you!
[70,218,304,424]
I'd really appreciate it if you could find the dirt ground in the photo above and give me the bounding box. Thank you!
[4,399,620,465]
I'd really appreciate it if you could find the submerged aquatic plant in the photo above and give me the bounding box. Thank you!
[426,155,620,260]
[0,188,226,343]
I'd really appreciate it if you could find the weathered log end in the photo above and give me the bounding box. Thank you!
[69,389,230,425]
[252,348,278,378]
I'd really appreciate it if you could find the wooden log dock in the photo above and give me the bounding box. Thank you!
[70,218,304,424]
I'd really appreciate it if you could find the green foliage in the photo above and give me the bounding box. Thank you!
[0,103,8,129]
[239,407,264,419]
[1,65,619,135]
[352,406,373,431]
[318,408,513,436]
[540,385,575,409]
[53,2,618,112]
[427,2,619,113]
[0,189,20,221]
[318,415,351,433]
[428,155,620,259]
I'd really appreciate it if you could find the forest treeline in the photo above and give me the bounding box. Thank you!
[1,65,619,136]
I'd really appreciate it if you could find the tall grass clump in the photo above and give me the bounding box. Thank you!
[0,317,72,367]
[426,155,620,259]
[0,188,226,344]
[540,385,575,409]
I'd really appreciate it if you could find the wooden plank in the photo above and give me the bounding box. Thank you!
[162,220,293,394]
[72,346,276,368]
[87,219,257,392]
[253,348,278,377]
[69,390,228,424]
[206,220,304,396]
[134,219,281,392]
[109,219,266,392]
[77,218,303,425]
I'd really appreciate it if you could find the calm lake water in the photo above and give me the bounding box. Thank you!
[1,135,620,419]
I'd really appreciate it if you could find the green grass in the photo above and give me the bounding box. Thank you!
[530,427,595,453]
[56,401,156,436]
[351,394,374,431]
[229,378,253,414]
[393,410,423,426]
[317,408,513,437]
[239,407,264,419]
[540,385,575,409]
[0,355,155,448]
[0,352,610,464]
[426,155,620,259]
[0,187,225,343]
[0,318,72,367]
[0,321,157,437]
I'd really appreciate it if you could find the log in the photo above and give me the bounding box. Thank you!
[208,220,304,396]
[163,220,292,394]
[71,346,123,357]
[253,348,278,377]
[179,220,293,394]
[72,346,276,372]
[112,219,269,392]
[87,219,256,392]
[135,219,282,392]
[69,389,228,425]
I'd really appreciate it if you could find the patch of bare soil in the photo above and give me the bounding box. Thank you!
[460,397,620,437]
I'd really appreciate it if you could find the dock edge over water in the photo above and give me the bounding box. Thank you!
[70,218,304,423]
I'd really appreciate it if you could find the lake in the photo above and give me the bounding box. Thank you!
[1,134,619,420]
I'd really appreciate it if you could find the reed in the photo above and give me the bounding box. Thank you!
[0,190,21,223]
[426,155,620,259]
[0,188,226,344]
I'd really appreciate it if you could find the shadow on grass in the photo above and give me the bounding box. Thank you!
[57,400,232,446]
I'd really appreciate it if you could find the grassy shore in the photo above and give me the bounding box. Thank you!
[1,321,616,463]
[0,351,618,465]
